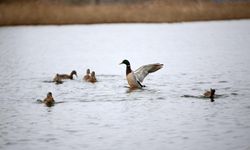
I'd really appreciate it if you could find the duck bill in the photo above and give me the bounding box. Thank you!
[119,62,123,65]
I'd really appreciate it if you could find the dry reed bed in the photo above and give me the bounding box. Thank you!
[1,1,250,26]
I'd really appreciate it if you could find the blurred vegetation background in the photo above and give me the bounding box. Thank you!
[0,0,250,26]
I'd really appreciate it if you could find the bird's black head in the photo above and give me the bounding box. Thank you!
[210,88,216,102]
[47,92,52,97]
[120,59,130,66]
[86,69,90,74]
[91,71,95,77]
[71,70,77,77]
[210,88,216,96]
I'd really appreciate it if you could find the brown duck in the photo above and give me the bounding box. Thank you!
[83,69,91,81]
[203,88,216,102]
[53,70,77,82]
[87,71,97,83]
[43,92,55,107]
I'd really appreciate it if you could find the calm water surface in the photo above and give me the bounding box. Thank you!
[0,20,250,150]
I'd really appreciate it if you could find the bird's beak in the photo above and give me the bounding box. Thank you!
[119,62,123,65]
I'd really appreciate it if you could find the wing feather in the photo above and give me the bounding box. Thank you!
[134,63,163,83]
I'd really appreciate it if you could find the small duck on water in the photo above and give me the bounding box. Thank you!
[204,88,216,102]
[43,92,55,107]
[83,69,91,81]
[53,70,77,82]
[87,71,97,83]
[120,59,163,89]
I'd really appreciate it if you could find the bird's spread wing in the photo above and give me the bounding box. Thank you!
[134,63,163,83]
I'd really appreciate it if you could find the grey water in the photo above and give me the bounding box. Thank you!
[0,20,250,150]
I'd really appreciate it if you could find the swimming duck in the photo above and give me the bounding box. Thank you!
[204,88,216,102]
[53,70,77,81]
[43,92,55,107]
[83,69,91,81]
[120,59,163,89]
[87,71,97,83]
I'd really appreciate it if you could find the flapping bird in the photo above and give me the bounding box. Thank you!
[120,59,163,89]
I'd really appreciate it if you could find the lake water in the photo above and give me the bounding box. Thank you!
[0,20,250,150]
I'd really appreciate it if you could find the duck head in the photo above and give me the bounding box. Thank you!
[91,71,95,77]
[120,59,130,66]
[210,88,216,96]
[120,59,132,75]
[210,88,216,102]
[47,92,53,98]
[71,70,78,78]
[210,88,215,95]
[86,69,90,75]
